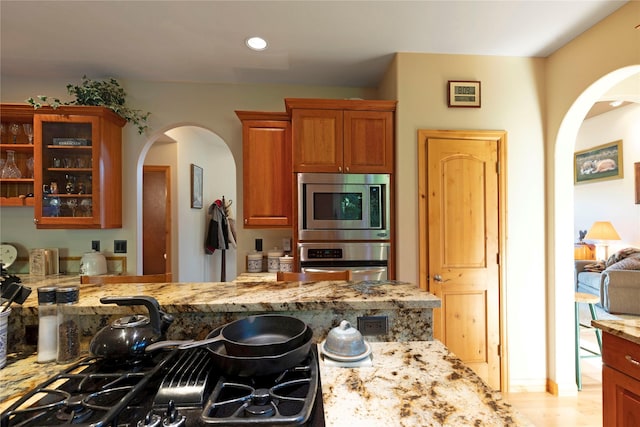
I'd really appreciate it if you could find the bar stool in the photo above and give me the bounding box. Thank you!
[575,292,603,390]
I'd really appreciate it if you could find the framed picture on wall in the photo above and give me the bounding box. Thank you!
[447,80,481,108]
[574,140,623,184]
[191,164,203,209]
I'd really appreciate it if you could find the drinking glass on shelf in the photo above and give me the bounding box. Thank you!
[22,124,33,144]
[26,157,34,178]
[9,123,19,144]
[1,150,21,178]
[76,157,88,168]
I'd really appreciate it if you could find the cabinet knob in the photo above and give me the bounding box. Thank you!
[33,218,38,224]
[338,166,342,172]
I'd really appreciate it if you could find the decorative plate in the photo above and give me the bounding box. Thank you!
[0,244,18,268]
[320,340,372,362]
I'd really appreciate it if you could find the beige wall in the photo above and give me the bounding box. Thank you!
[387,53,548,390]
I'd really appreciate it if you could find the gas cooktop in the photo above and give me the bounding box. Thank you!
[1,346,325,427]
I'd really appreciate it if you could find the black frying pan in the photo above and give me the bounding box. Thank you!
[146,314,308,357]
[203,325,314,376]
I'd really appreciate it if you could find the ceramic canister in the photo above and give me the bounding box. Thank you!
[279,255,294,272]
[267,248,284,273]
[247,252,263,273]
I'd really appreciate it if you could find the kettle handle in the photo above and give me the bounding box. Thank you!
[99,296,174,334]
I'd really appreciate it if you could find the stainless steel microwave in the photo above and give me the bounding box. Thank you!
[297,173,390,241]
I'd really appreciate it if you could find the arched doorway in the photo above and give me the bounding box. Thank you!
[135,124,237,282]
[552,66,640,393]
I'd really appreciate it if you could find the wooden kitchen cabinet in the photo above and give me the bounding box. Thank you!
[602,332,640,425]
[285,98,396,173]
[0,104,36,206]
[236,111,292,228]
[33,106,126,229]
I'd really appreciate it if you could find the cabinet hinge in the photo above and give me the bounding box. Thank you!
[497,344,501,357]
[496,161,500,174]
[496,253,500,265]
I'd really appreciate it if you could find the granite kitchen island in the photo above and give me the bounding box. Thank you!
[1,277,532,425]
[0,341,531,426]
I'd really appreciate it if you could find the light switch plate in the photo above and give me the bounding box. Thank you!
[114,240,127,253]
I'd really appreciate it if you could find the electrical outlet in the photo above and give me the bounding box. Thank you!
[114,240,127,253]
[282,238,291,252]
[357,316,388,336]
[91,240,100,252]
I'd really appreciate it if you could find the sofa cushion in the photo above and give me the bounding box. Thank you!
[577,271,603,295]
[607,257,640,271]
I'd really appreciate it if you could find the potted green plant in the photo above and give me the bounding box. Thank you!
[27,75,150,134]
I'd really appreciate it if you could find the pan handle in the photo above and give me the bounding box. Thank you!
[145,339,194,352]
[145,334,226,352]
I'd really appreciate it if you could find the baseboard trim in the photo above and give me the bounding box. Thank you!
[547,378,559,396]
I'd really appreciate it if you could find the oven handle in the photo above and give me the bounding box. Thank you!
[300,260,387,268]
[302,267,387,275]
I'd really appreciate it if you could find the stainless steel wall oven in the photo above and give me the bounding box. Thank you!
[298,242,389,281]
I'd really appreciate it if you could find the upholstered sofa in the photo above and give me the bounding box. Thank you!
[575,248,640,315]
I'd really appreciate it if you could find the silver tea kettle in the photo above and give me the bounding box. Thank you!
[89,296,174,359]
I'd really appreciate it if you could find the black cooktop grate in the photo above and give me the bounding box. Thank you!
[0,351,178,427]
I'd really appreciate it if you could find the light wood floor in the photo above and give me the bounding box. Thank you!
[504,328,603,426]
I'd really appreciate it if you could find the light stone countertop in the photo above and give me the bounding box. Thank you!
[592,319,640,345]
[320,340,532,426]
[5,274,441,355]
[1,341,531,426]
[9,274,441,316]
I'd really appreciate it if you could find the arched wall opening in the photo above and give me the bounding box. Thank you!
[135,123,237,282]
[552,65,640,393]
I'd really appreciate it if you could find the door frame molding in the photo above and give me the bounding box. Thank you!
[417,129,508,391]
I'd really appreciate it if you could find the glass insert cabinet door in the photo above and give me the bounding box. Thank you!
[33,108,124,229]
[0,104,36,207]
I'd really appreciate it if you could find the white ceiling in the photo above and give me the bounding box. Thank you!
[0,1,630,88]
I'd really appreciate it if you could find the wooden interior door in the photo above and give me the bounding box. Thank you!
[418,129,506,391]
[143,166,171,275]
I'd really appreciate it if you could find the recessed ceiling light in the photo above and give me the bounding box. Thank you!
[609,100,624,107]
[246,36,268,51]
